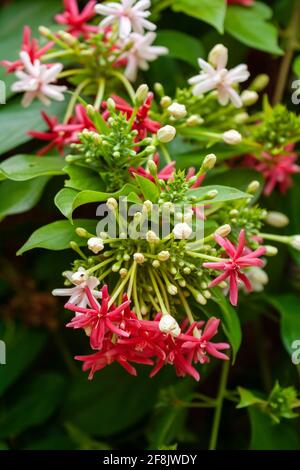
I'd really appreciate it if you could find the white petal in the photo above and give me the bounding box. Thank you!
[21,91,36,107]
[52,287,77,297]
[119,15,132,38]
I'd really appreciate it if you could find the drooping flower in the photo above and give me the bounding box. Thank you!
[243,145,300,195]
[0,26,53,74]
[28,104,95,155]
[65,286,132,349]
[55,0,98,37]
[203,229,266,306]
[120,32,168,81]
[52,267,101,308]
[188,44,250,108]
[11,52,66,107]
[95,0,156,38]
[102,92,161,139]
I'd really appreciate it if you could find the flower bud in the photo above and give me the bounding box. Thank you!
[159,314,181,337]
[206,189,218,199]
[157,125,176,143]
[147,159,158,177]
[234,112,249,124]
[154,82,164,97]
[58,30,78,45]
[158,250,170,261]
[265,211,289,228]
[167,284,178,295]
[247,180,260,194]
[173,222,192,240]
[71,267,88,285]
[133,252,145,264]
[202,153,217,170]
[135,84,149,104]
[290,235,300,251]
[167,102,187,119]
[208,44,228,68]
[39,26,52,38]
[152,260,160,268]
[250,74,269,92]
[106,97,116,112]
[87,237,104,254]
[143,200,153,212]
[119,268,128,278]
[215,224,231,238]
[75,227,89,238]
[146,230,159,243]
[160,96,172,108]
[222,129,242,145]
[186,114,204,126]
[241,90,259,106]
[106,197,118,210]
[265,245,278,256]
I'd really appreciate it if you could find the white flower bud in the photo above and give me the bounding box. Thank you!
[206,189,218,199]
[290,235,300,251]
[146,230,159,243]
[167,284,178,295]
[87,237,104,254]
[158,250,170,261]
[135,84,149,104]
[208,44,228,68]
[71,267,88,285]
[133,252,145,264]
[173,222,192,240]
[167,102,187,119]
[195,292,207,305]
[152,260,160,268]
[143,200,153,212]
[215,224,231,238]
[202,153,217,170]
[223,129,242,145]
[160,96,172,108]
[157,125,176,143]
[119,268,128,278]
[265,211,289,228]
[159,314,181,337]
[241,90,259,106]
[186,114,204,126]
[265,245,278,256]
[106,198,118,210]
[247,180,260,193]
[234,112,249,124]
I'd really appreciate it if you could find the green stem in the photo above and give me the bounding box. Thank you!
[87,257,114,275]
[63,79,91,123]
[127,260,137,299]
[94,78,106,110]
[208,360,230,450]
[273,0,300,104]
[177,287,195,325]
[186,251,224,262]
[58,68,83,78]
[160,143,172,164]
[149,268,169,315]
[258,233,290,244]
[111,70,135,103]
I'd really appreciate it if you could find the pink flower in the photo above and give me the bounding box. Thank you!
[0,26,53,73]
[243,145,300,196]
[203,229,266,306]
[65,285,132,349]
[129,154,175,182]
[227,0,253,5]
[102,92,161,140]
[28,104,95,155]
[55,0,98,38]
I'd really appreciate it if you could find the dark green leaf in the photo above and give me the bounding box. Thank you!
[64,165,104,191]
[55,188,78,219]
[237,387,265,409]
[155,30,204,68]
[0,155,66,181]
[134,175,160,202]
[172,0,226,33]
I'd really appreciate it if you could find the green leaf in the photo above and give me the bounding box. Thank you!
[0,177,50,218]
[0,321,46,397]
[206,168,264,203]
[172,0,226,33]
[0,373,66,439]
[134,175,160,202]
[237,387,265,409]
[211,287,242,363]
[293,56,300,77]
[63,366,175,437]
[0,155,66,181]
[72,184,141,215]
[267,294,300,356]
[17,219,97,255]
[55,188,78,219]
[0,99,65,155]
[155,30,204,68]
[64,165,104,191]
[225,3,282,55]
[187,184,251,204]
[249,406,300,450]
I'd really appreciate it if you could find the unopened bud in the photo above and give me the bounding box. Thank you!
[75,227,89,238]
[208,44,228,68]
[133,252,145,264]
[71,267,88,285]
[247,180,260,194]
[265,245,278,256]
[234,112,249,124]
[39,26,52,38]
[167,102,187,119]
[160,96,172,108]
[119,268,128,278]
[143,200,153,212]
[87,237,104,254]
[167,284,178,295]
[186,114,204,126]
[265,211,289,228]
[107,98,116,112]
[250,74,269,92]
[290,235,300,251]
[157,125,176,143]
[158,250,170,261]
[206,189,218,199]
[222,129,242,145]
[146,230,159,243]
[202,153,217,170]
[241,90,259,106]
[154,82,164,97]
[135,84,149,104]
[159,314,181,337]
[152,260,160,268]
[106,198,118,210]
[215,224,231,238]
[173,222,192,240]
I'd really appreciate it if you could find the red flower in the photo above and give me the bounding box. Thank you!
[55,0,98,38]
[65,285,133,350]
[102,93,161,140]
[243,144,300,196]
[227,0,254,5]
[203,229,266,306]
[28,104,95,155]
[0,26,53,73]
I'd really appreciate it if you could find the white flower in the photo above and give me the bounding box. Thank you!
[157,124,176,143]
[11,51,66,107]
[167,102,187,119]
[95,0,156,38]
[159,314,181,337]
[88,237,104,254]
[52,267,101,309]
[121,32,168,82]
[173,222,192,240]
[222,129,242,145]
[188,44,250,108]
